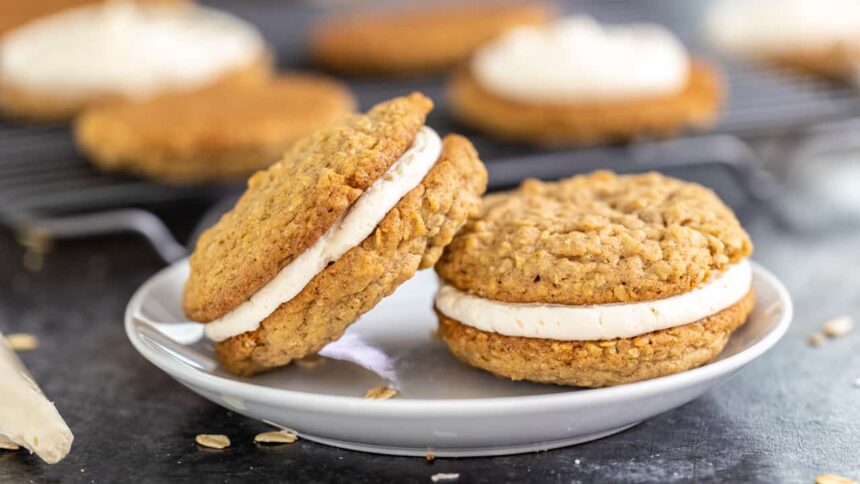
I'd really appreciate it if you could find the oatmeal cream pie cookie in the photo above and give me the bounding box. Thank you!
[0,0,271,121]
[183,93,487,375]
[449,16,721,146]
[309,2,551,76]
[75,73,355,183]
[434,171,754,388]
[706,0,860,79]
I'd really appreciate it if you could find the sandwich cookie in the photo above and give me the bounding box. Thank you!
[0,0,270,121]
[706,0,860,78]
[449,16,722,146]
[434,171,754,388]
[310,3,551,76]
[184,93,488,375]
[75,73,355,183]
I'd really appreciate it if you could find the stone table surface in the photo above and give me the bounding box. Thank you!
[0,196,858,483]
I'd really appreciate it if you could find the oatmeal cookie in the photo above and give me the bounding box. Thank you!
[448,61,721,146]
[75,73,355,182]
[310,3,551,75]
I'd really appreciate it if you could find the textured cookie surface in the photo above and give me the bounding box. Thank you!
[184,93,433,322]
[310,3,550,75]
[0,53,271,121]
[449,61,721,145]
[438,288,754,387]
[75,73,355,182]
[217,135,488,375]
[436,171,752,305]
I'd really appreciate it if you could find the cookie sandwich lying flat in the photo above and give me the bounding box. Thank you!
[75,73,355,183]
[435,171,753,388]
[0,0,270,120]
[310,2,551,76]
[449,16,721,146]
[184,93,488,375]
[707,0,860,78]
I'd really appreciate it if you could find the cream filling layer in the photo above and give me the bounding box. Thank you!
[472,16,690,103]
[435,259,752,341]
[0,0,266,99]
[204,126,443,342]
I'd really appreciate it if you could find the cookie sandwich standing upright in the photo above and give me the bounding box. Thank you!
[0,0,271,120]
[184,93,488,376]
[435,171,754,388]
[309,2,551,76]
[75,73,355,183]
[449,16,722,145]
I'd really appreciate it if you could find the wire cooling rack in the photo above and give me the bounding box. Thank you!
[1,0,858,261]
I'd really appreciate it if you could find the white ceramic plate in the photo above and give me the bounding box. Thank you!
[125,260,792,457]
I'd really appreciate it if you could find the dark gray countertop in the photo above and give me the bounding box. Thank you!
[1,196,858,483]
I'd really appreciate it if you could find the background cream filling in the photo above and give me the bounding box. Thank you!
[204,126,443,342]
[0,0,266,99]
[706,0,860,57]
[435,259,752,341]
[472,15,690,103]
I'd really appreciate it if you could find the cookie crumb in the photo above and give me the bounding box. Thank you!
[431,473,460,482]
[254,431,298,445]
[807,332,826,347]
[823,317,854,338]
[426,452,435,462]
[6,333,39,352]
[365,386,397,400]
[816,474,858,484]
[195,434,230,449]
[0,441,19,451]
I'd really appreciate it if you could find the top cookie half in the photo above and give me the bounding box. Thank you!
[435,171,752,305]
[184,93,432,321]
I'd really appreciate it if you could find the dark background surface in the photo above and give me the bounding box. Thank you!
[1,194,859,483]
[1,0,860,482]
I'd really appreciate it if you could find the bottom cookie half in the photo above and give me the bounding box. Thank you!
[437,289,754,388]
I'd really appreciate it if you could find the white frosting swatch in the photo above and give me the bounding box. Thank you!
[0,0,266,99]
[0,332,73,464]
[472,16,690,103]
[707,0,860,56]
[435,259,752,341]
[204,126,443,342]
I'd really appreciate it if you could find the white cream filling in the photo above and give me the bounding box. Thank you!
[435,259,752,341]
[0,0,266,99]
[472,16,690,103]
[204,126,443,342]
[706,0,860,57]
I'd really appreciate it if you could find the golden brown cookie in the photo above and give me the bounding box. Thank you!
[0,0,187,36]
[0,51,272,122]
[309,3,552,76]
[438,289,754,388]
[183,93,488,375]
[434,171,754,387]
[448,61,722,146]
[75,73,355,183]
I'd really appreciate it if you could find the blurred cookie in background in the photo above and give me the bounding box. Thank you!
[706,0,860,79]
[309,2,552,76]
[0,0,187,36]
[75,74,355,183]
[0,0,271,121]
[449,16,722,146]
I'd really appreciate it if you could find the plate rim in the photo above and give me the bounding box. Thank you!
[125,259,793,417]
